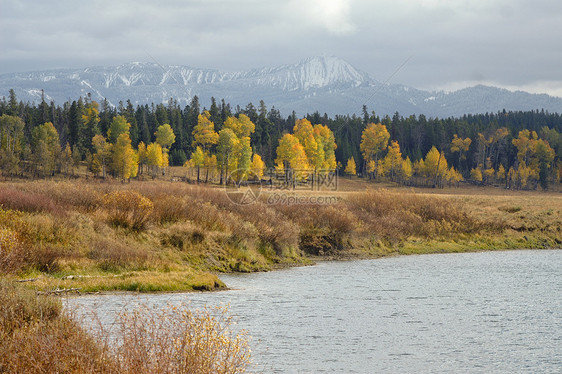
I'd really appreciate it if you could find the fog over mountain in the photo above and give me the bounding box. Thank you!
[2,56,561,118]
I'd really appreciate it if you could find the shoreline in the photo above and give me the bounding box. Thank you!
[54,246,562,297]
[1,180,560,294]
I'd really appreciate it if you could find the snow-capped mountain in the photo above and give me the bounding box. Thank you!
[2,56,561,118]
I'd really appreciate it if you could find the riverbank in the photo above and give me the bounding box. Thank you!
[0,179,560,293]
[0,278,251,373]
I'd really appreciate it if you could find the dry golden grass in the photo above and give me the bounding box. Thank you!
[29,271,225,293]
[0,279,113,373]
[110,304,251,373]
[0,179,559,292]
[0,279,251,373]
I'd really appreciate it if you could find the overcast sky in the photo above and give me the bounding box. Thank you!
[2,0,562,96]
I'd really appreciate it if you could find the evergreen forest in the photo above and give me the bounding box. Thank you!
[1,89,561,190]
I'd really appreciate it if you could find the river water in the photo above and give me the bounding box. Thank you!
[66,250,561,373]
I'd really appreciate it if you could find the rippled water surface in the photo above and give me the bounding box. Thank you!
[66,250,562,373]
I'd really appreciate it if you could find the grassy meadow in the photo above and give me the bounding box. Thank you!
[0,177,559,293]
[0,177,559,372]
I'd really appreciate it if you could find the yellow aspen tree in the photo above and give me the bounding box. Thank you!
[450,134,472,171]
[413,158,426,177]
[515,162,534,189]
[60,143,73,175]
[402,156,413,182]
[204,153,217,183]
[107,115,130,144]
[470,166,483,184]
[236,114,256,138]
[155,123,176,150]
[275,133,309,185]
[344,157,356,176]
[424,146,448,187]
[31,122,60,177]
[111,133,138,181]
[447,167,463,187]
[294,118,320,169]
[81,99,100,152]
[137,141,147,175]
[383,140,403,182]
[217,128,238,185]
[223,114,255,138]
[313,124,337,171]
[233,136,253,183]
[92,134,112,178]
[512,129,538,165]
[146,142,164,178]
[251,154,265,179]
[483,167,496,184]
[497,164,506,182]
[190,146,205,183]
[376,159,387,178]
[193,111,219,152]
[154,123,175,176]
[360,123,390,179]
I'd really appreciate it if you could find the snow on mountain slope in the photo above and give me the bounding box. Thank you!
[1,56,561,117]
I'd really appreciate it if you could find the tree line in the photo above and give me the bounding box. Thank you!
[1,89,560,189]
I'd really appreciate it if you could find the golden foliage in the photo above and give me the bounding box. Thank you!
[360,122,390,164]
[155,123,176,149]
[251,154,265,179]
[0,280,251,373]
[344,156,356,175]
[114,304,251,373]
[470,167,483,182]
[193,111,219,150]
[112,133,138,180]
[103,190,153,231]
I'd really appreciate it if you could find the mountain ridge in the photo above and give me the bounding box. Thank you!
[2,56,561,118]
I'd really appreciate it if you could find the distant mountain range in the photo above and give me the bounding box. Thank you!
[2,56,562,118]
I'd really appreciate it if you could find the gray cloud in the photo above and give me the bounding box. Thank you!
[1,0,561,96]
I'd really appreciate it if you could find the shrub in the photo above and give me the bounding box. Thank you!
[236,203,299,254]
[114,304,251,374]
[0,280,112,373]
[499,205,522,213]
[88,237,152,272]
[29,244,63,273]
[103,190,153,231]
[0,279,60,341]
[151,194,189,224]
[0,187,65,216]
[346,189,487,240]
[1,281,251,373]
[0,227,27,273]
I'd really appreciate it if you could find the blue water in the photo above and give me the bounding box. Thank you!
[66,250,562,373]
